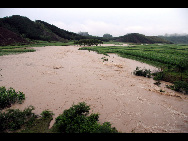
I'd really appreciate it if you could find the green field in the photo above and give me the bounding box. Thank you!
[0,41,74,56]
[1,41,187,93]
[79,44,188,86]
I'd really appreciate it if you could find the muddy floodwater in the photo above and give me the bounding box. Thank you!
[0,45,187,133]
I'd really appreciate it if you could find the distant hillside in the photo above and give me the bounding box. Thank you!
[0,15,85,45]
[35,20,85,40]
[159,35,188,44]
[0,15,174,46]
[115,33,172,44]
[0,27,29,46]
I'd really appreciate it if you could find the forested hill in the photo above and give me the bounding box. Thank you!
[159,35,188,44]
[0,27,29,46]
[0,15,86,45]
[0,15,173,46]
[115,33,173,44]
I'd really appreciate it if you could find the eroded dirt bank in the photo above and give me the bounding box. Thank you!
[0,46,187,133]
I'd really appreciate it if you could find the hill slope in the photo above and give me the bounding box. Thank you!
[115,33,172,44]
[159,35,188,44]
[0,15,85,44]
[0,27,29,46]
[0,15,173,45]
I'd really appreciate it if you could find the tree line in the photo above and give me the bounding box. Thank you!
[74,39,103,46]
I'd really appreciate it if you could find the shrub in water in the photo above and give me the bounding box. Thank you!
[133,67,151,78]
[0,86,25,110]
[52,102,118,133]
[167,81,188,94]
[0,106,35,132]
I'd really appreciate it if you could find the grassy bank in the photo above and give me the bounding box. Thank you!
[0,40,74,56]
[79,44,188,93]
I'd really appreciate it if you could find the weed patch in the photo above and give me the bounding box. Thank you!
[133,67,151,78]
[166,81,188,94]
[52,102,118,133]
[0,106,36,132]
[0,86,25,110]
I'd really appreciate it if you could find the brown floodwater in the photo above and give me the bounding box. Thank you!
[0,45,187,132]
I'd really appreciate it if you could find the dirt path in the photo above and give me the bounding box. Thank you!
[0,46,187,133]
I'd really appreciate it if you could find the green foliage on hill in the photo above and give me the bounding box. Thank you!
[0,15,43,40]
[159,35,188,44]
[0,15,85,43]
[36,20,85,40]
[115,33,172,44]
[0,15,171,45]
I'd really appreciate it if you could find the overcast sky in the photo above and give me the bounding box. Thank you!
[0,8,188,37]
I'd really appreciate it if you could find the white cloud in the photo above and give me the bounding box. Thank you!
[1,8,188,37]
[52,20,158,37]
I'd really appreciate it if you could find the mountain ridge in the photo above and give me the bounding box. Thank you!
[115,33,173,44]
[0,15,173,45]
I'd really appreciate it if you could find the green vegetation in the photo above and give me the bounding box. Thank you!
[0,86,118,133]
[167,81,188,94]
[0,15,171,46]
[0,106,35,132]
[52,102,118,133]
[133,67,151,78]
[0,48,36,56]
[101,56,108,62]
[25,40,75,47]
[0,40,75,56]
[79,44,188,94]
[0,102,118,133]
[160,35,188,44]
[21,109,54,133]
[0,86,25,110]
[0,15,109,46]
[0,15,84,42]
[114,33,172,44]
[74,39,103,46]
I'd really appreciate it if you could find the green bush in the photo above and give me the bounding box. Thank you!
[0,86,25,110]
[52,102,118,133]
[167,81,188,94]
[40,110,54,119]
[0,106,35,132]
[153,71,164,81]
[133,67,151,78]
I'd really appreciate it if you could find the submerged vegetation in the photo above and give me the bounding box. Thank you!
[0,87,118,133]
[74,39,103,46]
[52,102,118,133]
[0,86,25,110]
[133,67,151,78]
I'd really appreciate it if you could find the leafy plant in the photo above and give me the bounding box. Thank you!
[154,81,161,86]
[0,86,25,110]
[133,67,151,78]
[101,56,108,62]
[152,71,164,81]
[40,110,54,119]
[52,102,118,133]
[21,109,54,133]
[167,81,188,94]
[0,106,35,132]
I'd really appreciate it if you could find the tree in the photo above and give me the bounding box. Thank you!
[103,33,113,38]
[75,39,103,46]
